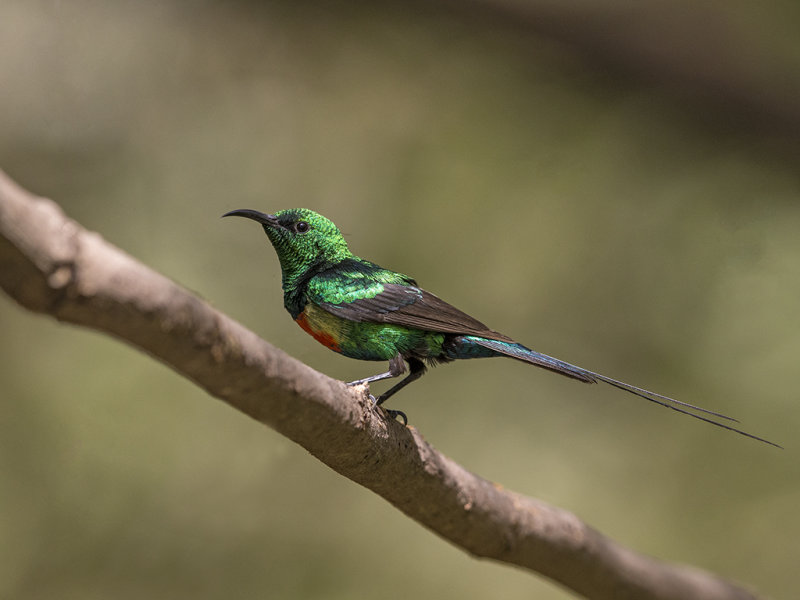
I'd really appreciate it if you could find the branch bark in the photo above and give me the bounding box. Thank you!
[0,169,761,600]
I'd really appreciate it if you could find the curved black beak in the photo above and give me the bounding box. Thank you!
[221,209,279,228]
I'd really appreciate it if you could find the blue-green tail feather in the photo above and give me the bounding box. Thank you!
[450,336,781,448]
[448,336,595,383]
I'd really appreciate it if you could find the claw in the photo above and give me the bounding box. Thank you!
[353,385,407,426]
[386,409,408,426]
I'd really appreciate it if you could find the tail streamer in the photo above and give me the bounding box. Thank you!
[468,337,781,448]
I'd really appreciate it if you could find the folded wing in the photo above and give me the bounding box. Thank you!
[314,281,513,342]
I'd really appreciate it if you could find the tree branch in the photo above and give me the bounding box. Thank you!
[0,169,760,600]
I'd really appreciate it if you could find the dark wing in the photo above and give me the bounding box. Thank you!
[314,282,513,342]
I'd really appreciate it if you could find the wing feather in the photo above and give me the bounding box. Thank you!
[316,282,513,342]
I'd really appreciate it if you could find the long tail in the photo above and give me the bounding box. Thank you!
[468,337,781,448]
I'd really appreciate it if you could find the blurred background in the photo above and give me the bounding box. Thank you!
[1,1,799,598]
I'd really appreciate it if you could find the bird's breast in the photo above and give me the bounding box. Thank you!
[294,303,343,353]
[294,301,448,363]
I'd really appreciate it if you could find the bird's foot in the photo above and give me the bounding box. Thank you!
[365,394,408,426]
[385,409,408,426]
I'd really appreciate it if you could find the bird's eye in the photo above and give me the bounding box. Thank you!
[295,221,310,233]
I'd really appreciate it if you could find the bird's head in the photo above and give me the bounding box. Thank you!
[222,208,353,282]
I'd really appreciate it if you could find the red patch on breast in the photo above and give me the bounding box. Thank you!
[295,311,342,353]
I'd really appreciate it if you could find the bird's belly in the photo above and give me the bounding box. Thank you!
[295,303,445,362]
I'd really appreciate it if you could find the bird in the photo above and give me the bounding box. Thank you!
[223,207,779,447]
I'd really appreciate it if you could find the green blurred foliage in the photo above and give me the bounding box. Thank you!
[1,1,799,599]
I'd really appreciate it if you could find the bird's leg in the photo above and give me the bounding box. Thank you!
[371,358,427,426]
[374,357,426,405]
[347,355,415,425]
[346,354,407,387]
